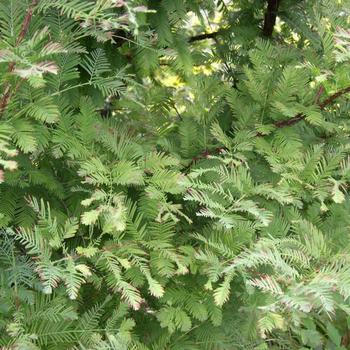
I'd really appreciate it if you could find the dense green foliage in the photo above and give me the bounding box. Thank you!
[0,0,350,349]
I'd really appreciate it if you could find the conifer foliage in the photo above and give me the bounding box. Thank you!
[0,0,349,349]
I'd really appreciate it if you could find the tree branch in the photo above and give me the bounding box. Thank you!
[341,329,350,347]
[0,0,38,116]
[183,148,226,173]
[319,85,350,109]
[185,85,350,171]
[188,31,221,43]
[273,85,350,129]
[112,29,223,49]
[262,0,281,37]
[314,85,325,104]
[17,0,38,46]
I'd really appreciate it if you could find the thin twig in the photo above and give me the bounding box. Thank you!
[0,0,38,116]
[273,85,350,129]
[183,148,226,172]
[185,85,350,171]
[17,0,38,46]
[112,29,223,49]
[314,85,325,104]
[188,31,221,43]
[319,85,350,109]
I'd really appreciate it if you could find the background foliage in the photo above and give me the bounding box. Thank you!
[0,0,350,349]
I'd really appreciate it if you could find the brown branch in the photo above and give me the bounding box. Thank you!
[319,85,350,109]
[341,329,350,347]
[183,148,226,172]
[0,89,12,115]
[262,0,281,37]
[0,0,38,116]
[185,85,350,171]
[314,85,325,104]
[273,113,304,129]
[188,31,221,43]
[112,29,223,49]
[16,0,38,46]
[272,85,350,130]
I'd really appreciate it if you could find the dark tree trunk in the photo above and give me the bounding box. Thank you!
[262,0,281,37]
